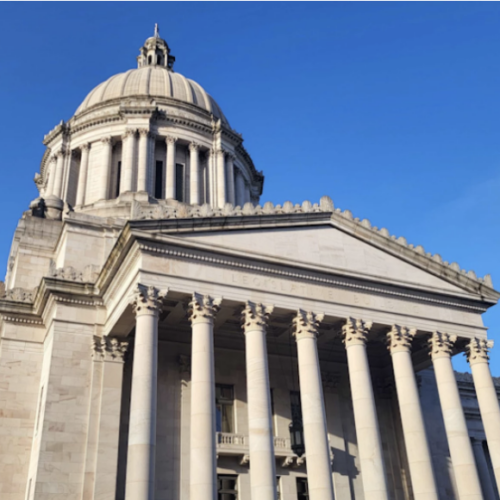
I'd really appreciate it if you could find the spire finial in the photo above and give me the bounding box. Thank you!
[154,23,159,38]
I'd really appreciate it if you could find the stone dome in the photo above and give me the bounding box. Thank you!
[75,66,228,125]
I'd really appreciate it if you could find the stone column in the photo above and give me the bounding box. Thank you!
[430,332,483,500]
[242,302,277,500]
[471,438,497,500]
[467,337,500,493]
[46,155,57,197]
[235,169,245,207]
[189,142,201,205]
[53,149,65,199]
[137,129,150,192]
[98,136,113,201]
[216,149,227,208]
[125,284,165,500]
[342,318,389,500]
[387,326,438,500]
[62,149,74,200]
[147,133,156,196]
[188,293,221,500]
[226,153,236,205]
[120,129,136,194]
[76,143,91,206]
[293,310,334,500]
[165,136,177,199]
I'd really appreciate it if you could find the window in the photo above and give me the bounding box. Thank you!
[157,54,162,65]
[276,476,281,500]
[218,475,237,500]
[216,384,234,433]
[270,389,276,436]
[175,163,184,202]
[155,161,163,198]
[290,391,304,456]
[296,478,309,500]
[116,161,122,198]
[148,55,152,64]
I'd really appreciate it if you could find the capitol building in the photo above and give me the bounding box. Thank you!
[1,27,500,500]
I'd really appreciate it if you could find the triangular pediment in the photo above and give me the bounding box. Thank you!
[178,225,474,297]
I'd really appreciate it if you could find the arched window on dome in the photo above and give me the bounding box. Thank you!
[148,55,152,64]
[157,54,162,65]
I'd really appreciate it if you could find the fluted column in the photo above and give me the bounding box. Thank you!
[293,310,334,500]
[471,438,497,500]
[76,143,91,206]
[53,149,65,199]
[46,156,57,197]
[467,337,500,493]
[125,285,165,500]
[147,133,156,196]
[165,136,177,199]
[226,153,236,205]
[216,149,227,208]
[98,136,113,201]
[242,302,277,500]
[430,332,483,500]
[189,142,200,205]
[188,293,221,500]
[387,326,438,500]
[137,129,150,192]
[120,129,136,193]
[342,318,389,500]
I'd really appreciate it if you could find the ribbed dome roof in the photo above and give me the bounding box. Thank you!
[75,66,228,124]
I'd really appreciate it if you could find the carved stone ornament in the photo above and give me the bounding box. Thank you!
[241,301,274,332]
[178,354,191,374]
[429,331,457,359]
[342,317,373,347]
[189,142,200,152]
[292,310,324,340]
[101,136,113,145]
[166,135,178,145]
[138,128,150,137]
[130,284,167,315]
[322,371,341,391]
[122,129,136,140]
[80,142,91,152]
[387,325,416,354]
[55,148,66,158]
[465,337,494,365]
[3,287,35,303]
[34,173,45,193]
[188,292,221,324]
[49,263,101,283]
[92,336,129,362]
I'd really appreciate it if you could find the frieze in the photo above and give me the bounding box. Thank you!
[92,336,129,362]
[3,287,36,303]
[49,264,101,283]
[136,244,488,313]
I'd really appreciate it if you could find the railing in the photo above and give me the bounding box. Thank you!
[273,436,291,449]
[217,432,247,447]
[216,433,293,459]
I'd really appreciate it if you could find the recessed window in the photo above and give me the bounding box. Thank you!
[175,163,185,202]
[276,477,281,500]
[217,475,238,500]
[157,55,162,65]
[290,391,304,456]
[148,55,152,64]
[116,161,122,198]
[155,161,163,198]
[216,384,234,433]
[296,478,309,500]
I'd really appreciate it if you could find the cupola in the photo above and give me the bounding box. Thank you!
[137,24,175,69]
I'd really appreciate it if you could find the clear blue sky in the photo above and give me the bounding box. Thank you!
[1,2,500,374]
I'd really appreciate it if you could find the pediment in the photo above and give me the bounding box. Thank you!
[179,225,474,297]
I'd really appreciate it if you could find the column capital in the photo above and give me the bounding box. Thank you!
[101,136,114,145]
[122,128,136,140]
[429,331,457,359]
[188,292,221,324]
[342,317,372,347]
[92,336,129,363]
[80,142,91,152]
[217,148,227,157]
[387,325,416,354]
[166,135,178,145]
[466,337,494,365]
[138,128,150,137]
[241,301,273,332]
[292,309,324,340]
[55,148,65,158]
[130,283,166,316]
[189,141,200,152]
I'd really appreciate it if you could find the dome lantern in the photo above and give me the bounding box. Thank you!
[137,24,175,70]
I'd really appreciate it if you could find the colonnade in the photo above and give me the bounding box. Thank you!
[123,284,500,500]
[45,134,252,208]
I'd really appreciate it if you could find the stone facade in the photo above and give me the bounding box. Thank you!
[1,27,500,500]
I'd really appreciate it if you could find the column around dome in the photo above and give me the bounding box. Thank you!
[99,137,113,201]
[189,142,200,205]
[46,155,57,198]
[235,168,245,207]
[147,132,156,196]
[121,129,136,194]
[216,149,227,208]
[226,153,236,205]
[53,149,66,199]
[76,143,91,206]
[137,129,150,193]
